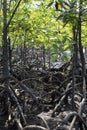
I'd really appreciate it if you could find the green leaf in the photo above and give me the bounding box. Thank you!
[63,44,69,51]
[51,54,58,62]
[62,54,69,62]
[47,1,54,8]
[52,44,58,53]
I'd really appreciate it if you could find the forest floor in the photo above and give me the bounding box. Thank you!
[0,48,87,130]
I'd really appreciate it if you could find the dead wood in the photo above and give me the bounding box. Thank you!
[10,75,38,102]
[7,85,27,126]
[23,125,49,130]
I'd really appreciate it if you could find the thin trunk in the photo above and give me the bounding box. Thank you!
[2,0,9,116]
[78,0,86,98]
[43,45,45,70]
[48,55,50,69]
[8,37,12,71]
[20,43,23,67]
[23,33,27,79]
[72,54,75,110]
[71,26,78,110]
[36,49,39,70]
[2,0,9,80]
[2,0,22,80]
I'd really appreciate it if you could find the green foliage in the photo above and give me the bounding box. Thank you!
[0,0,87,61]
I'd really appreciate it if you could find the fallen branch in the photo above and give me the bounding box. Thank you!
[37,115,50,130]
[15,119,49,130]
[69,98,86,130]
[61,111,87,129]
[8,85,27,126]
[51,94,66,117]
[23,125,49,130]
[51,83,72,117]
[11,75,38,102]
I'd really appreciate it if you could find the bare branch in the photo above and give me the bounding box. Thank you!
[7,0,22,28]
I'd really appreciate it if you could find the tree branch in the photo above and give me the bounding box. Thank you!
[7,0,22,28]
